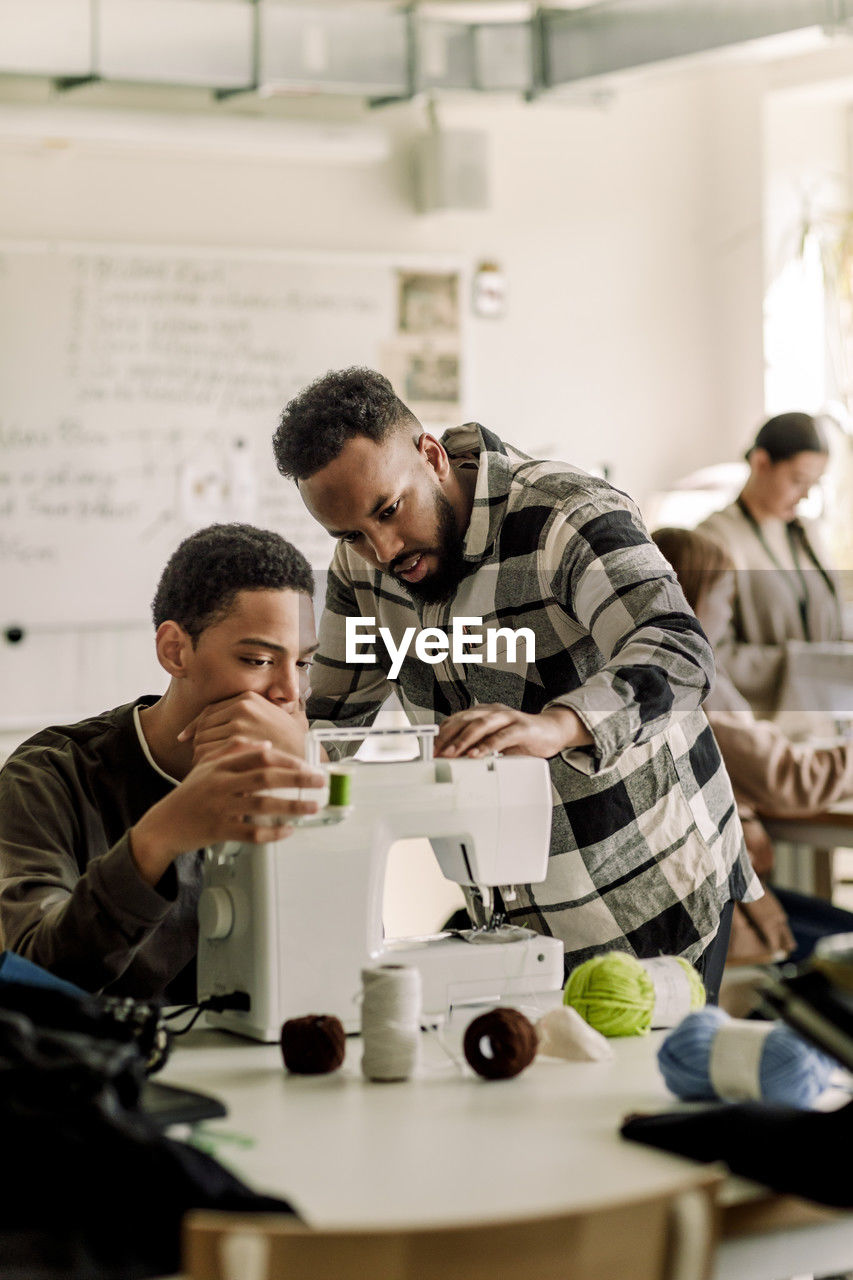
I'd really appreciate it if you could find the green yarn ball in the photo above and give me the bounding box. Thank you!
[563,952,705,1038]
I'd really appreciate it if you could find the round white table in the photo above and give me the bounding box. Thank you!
[159,1016,853,1279]
[162,1021,709,1228]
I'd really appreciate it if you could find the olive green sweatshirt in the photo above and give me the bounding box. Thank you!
[0,698,201,1001]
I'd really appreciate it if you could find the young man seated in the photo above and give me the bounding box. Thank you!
[0,523,325,1001]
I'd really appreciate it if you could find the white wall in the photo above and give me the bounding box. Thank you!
[0,68,769,496]
[763,82,853,574]
[765,84,850,407]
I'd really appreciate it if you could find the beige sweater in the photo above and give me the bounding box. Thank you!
[706,667,853,819]
[699,500,844,717]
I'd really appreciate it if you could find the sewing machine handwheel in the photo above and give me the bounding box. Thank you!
[198,887,235,940]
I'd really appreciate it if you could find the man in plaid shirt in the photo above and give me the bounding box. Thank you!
[274,368,760,990]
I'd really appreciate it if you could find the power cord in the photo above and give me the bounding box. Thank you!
[164,991,250,1037]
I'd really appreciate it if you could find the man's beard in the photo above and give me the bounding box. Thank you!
[398,489,468,605]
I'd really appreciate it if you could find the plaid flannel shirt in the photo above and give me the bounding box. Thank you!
[307,424,760,973]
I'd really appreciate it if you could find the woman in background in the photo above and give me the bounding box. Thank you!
[698,412,844,718]
[652,524,853,966]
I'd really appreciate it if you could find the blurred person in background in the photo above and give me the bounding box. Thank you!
[653,525,853,966]
[698,412,845,719]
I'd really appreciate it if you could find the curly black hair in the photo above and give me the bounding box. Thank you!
[273,366,420,481]
[151,523,313,642]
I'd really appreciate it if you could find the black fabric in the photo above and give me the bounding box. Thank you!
[0,983,297,1280]
[621,1098,853,1208]
[0,977,170,1072]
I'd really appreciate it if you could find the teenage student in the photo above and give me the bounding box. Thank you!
[0,524,325,1000]
[273,367,760,1000]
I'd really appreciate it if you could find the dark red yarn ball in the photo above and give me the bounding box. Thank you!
[280,1014,346,1075]
[463,1007,537,1080]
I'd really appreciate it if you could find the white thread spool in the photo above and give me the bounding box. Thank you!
[360,964,422,1082]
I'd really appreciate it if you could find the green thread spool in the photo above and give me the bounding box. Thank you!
[563,951,705,1037]
[327,770,351,807]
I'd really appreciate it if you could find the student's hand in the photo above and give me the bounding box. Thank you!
[178,691,309,765]
[742,817,775,877]
[434,704,592,760]
[129,739,325,887]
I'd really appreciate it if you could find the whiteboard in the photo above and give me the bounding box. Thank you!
[0,243,466,628]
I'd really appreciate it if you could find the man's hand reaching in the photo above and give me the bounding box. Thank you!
[434,703,593,760]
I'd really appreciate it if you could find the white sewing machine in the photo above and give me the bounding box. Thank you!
[196,726,564,1041]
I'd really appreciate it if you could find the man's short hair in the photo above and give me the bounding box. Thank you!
[152,523,313,642]
[273,366,419,481]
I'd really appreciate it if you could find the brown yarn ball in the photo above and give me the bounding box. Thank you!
[462,1007,538,1080]
[280,1014,346,1075]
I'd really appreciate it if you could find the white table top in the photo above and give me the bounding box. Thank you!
[160,1018,740,1230]
[160,1015,853,1280]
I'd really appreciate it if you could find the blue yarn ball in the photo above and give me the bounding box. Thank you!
[658,1006,835,1108]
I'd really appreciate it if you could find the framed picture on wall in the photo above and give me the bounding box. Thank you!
[397,271,459,334]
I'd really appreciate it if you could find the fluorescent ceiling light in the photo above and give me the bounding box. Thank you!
[0,104,390,163]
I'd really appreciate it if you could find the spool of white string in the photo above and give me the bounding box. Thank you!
[360,964,422,1082]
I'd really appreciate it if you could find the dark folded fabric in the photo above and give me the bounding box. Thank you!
[621,1100,853,1208]
[2,1100,295,1280]
[0,985,297,1280]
